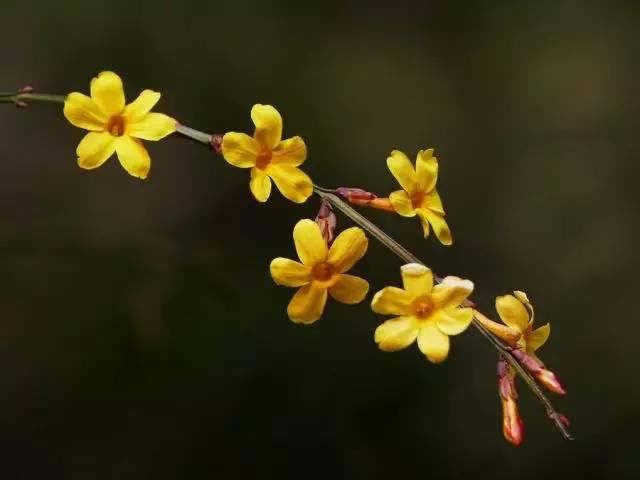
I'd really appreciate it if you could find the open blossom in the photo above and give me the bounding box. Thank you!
[371,263,473,363]
[270,219,369,324]
[222,105,312,203]
[63,71,176,179]
[387,148,452,245]
[496,291,550,355]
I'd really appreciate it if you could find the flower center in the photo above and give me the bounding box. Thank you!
[107,115,126,137]
[411,190,425,209]
[413,296,435,319]
[256,150,272,170]
[311,262,334,281]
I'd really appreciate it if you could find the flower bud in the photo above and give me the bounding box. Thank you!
[315,199,337,243]
[497,357,523,446]
[511,348,566,395]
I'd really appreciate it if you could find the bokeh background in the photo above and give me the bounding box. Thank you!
[1,1,638,478]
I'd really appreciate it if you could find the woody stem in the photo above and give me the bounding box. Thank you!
[314,188,572,441]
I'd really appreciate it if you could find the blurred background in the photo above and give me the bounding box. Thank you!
[0,0,638,478]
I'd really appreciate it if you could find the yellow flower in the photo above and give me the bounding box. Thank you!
[495,291,550,355]
[63,71,176,179]
[387,149,452,245]
[221,104,312,203]
[372,263,473,363]
[270,219,369,324]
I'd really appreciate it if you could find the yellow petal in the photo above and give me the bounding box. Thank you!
[123,89,160,122]
[513,290,531,305]
[249,167,272,202]
[127,113,176,141]
[389,190,416,217]
[417,321,450,363]
[329,274,369,304]
[267,165,313,203]
[272,136,307,167]
[374,316,419,352]
[415,148,438,192]
[90,71,125,116]
[495,294,530,333]
[386,150,416,192]
[526,323,550,352]
[327,227,368,273]
[436,307,473,336]
[221,132,259,168]
[293,219,328,266]
[400,263,433,297]
[76,132,116,170]
[287,284,327,324]
[421,190,445,214]
[63,92,107,131]
[431,276,474,309]
[270,258,311,287]
[416,209,452,245]
[371,287,413,315]
[251,104,282,150]
[115,136,151,179]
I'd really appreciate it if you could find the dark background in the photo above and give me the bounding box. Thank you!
[1,1,638,478]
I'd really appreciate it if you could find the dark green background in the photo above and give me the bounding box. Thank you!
[0,1,638,478]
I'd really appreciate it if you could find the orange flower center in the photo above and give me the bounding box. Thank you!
[413,296,435,319]
[256,150,272,170]
[311,262,334,281]
[411,190,425,209]
[107,115,126,137]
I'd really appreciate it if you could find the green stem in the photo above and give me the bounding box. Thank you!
[315,188,572,441]
[0,92,65,105]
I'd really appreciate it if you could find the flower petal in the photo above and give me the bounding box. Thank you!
[417,322,450,363]
[400,263,433,297]
[270,258,311,287]
[90,71,125,116]
[495,294,530,333]
[249,167,272,202]
[327,227,368,273]
[267,165,313,203]
[436,307,473,336]
[123,89,161,122]
[251,104,282,150]
[115,136,151,179]
[374,316,419,352]
[293,219,328,266]
[389,190,416,217]
[329,274,369,304]
[127,113,176,141]
[526,323,550,352]
[63,92,107,131]
[421,190,445,214]
[272,136,307,167]
[415,148,438,193]
[431,276,474,309]
[416,209,452,245]
[287,284,327,324]
[386,150,416,192]
[221,132,259,168]
[371,287,413,316]
[76,132,116,170]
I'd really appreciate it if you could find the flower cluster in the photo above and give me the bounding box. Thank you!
[51,71,570,445]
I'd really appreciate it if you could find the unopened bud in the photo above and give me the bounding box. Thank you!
[502,396,524,446]
[497,357,523,446]
[19,85,34,93]
[511,349,566,395]
[315,199,337,244]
